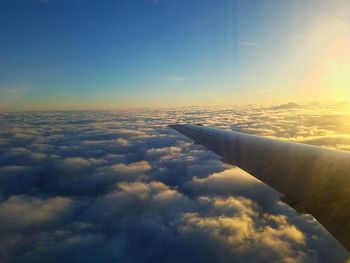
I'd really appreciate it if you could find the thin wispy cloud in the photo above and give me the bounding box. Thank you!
[0,83,32,110]
[167,76,186,81]
[238,41,258,47]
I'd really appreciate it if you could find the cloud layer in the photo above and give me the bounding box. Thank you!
[0,103,349,262]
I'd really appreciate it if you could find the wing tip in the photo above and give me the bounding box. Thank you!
[168,124,181,130]
[168,124,204,129]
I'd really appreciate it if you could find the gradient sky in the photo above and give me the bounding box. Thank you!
[1,0,350,110]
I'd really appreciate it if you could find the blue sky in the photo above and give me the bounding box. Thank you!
[1,0,350,110]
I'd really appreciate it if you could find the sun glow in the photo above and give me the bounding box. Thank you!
[322,62,350,100]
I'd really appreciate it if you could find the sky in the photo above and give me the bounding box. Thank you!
[1,0,350,110]
[0,103,350,262]
[2,2,350,261]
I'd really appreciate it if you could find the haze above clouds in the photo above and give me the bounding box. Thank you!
[0,103,349,263]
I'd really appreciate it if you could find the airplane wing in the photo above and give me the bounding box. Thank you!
[169,124,350,252]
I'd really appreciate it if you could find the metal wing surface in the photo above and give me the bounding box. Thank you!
[170,124,350,252]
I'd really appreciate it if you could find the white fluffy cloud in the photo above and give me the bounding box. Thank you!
[0,195,74,233]
[0,103,349,262]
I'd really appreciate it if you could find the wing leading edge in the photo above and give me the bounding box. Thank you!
[169,124,350,252]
